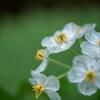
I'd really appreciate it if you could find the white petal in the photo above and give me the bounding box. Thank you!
[77,81,97,96]
[85,31,100,45]
[67,67,85,83]
[80,41,99,58]
[83,24,96,33]
[31,72,47,84]
[44,76,60,91]
[49,38,76,53]
[73,55,92,70]
[63,22,85,39]
[45,90,61,100]
[76,24,96,39]
[41,36,57,48]
[63,23,77,31]
[34,59,48,73]
[29,78,37,85]
[95,73,100,89]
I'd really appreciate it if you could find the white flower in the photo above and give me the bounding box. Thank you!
[67,55,100,96]
[80,30,100,58]
[41,23,77,53]
[29,72,61,100]
[34,49,50,73]
[64,23,96,39]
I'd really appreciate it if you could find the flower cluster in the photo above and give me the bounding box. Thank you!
[29,22,100,100]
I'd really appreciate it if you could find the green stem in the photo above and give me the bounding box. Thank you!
[57,72,67,80]
[78,38,82,44]
[70,49,77,56]
[48,58,70,69]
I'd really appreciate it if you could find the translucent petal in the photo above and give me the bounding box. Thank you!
[83,24,96,33]
[29,78,37,85]
[63,23,78,31]
[41,36,57,48]
[48,38,76,53]
[77,24,96,39]
[80,41,100,58]
[34,59,48,73]
[77,81,97,96]
[31,72,47,84]
[73,55,92,70]
[44,76,60,91]
[85,31,100,45]
[94,58,100,72]
[67,67,85,83]
[45,90,61,100]
[95,73,100,89]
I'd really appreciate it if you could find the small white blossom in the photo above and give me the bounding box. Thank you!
[41,23,77,53]
[29,72,61,100]
[67,55,100,96]
[80,30,100,58]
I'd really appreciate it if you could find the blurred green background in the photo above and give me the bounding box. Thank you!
[0,0,100,100]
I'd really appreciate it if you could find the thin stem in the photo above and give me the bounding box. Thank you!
[57,72,67,80]
[48,57,70,69]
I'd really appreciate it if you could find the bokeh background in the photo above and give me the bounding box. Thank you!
[0,0,100,100]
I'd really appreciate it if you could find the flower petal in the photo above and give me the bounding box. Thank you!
[29,78,37,85]
[73,55,92,70]
[85,31,100,45]
[67,67,85,83]
[34,59,48,73]
[80,41,100,58]
[95,73,100,89]
[31,72,47,84]
[77,81,97,96]
[77,24,96,39]
[45,90,61,100]
[41,36,57,48]
[44,76,60,91]
[49,38,76,53]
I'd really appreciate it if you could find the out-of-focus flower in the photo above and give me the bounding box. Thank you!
[67,55,100,96]
[29,72,61,100]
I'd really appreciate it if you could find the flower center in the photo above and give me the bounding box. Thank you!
[32,84,45,98]
[96,40,100,46]
[35,49,45,60]
[85,70,96,82]
[55,33,68,43]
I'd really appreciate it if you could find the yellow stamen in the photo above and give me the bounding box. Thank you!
[55,33,68,43]
[85,70,96,82]
[32,84,45,98]
[35,49,45,60]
